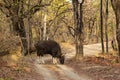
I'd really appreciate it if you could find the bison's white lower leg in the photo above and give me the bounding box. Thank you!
[38,56,41,64]
[55,58,58,64]
[38,56,45,64]
[52,57,54,64]
[52,57,58,64]
[41,56,45,64]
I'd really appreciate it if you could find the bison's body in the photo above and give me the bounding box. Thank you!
[35,40,64,64]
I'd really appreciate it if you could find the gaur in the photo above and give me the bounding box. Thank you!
[35,40,65,64]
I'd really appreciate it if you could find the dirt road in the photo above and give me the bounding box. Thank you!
[33,43,112,80]
[34,61,92,80]
[66,42,112,58]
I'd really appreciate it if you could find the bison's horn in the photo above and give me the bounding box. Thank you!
[61,53,65,56]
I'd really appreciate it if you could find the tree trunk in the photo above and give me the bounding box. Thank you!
[111,0,120,56]
[27,0,33,55]
[43,13,47,40]
[72,0,84,59]
[77,1,84,57]
[105,0,109,53]
[6,0,28,56]
[11,16,28,55]
[100,0,105,53]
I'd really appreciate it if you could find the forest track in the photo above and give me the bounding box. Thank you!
[65,42,112,58]
[34,60,92,80]
[34,42,112,80]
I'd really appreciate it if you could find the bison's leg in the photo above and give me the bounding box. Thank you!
[55,58,58,64]
[52,57,58,64]
[37,51,45,64]
[52,57,56,64]
[38,56,45,64]
[37,56,41,64]
[38,56,44,64]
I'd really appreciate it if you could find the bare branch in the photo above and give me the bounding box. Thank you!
[23,0,53,18]
[67,26,75,38]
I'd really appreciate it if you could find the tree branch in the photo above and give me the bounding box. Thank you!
[67,26,75,38]
[23,0,53,18]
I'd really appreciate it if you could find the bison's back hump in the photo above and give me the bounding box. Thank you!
[35,40,61,51]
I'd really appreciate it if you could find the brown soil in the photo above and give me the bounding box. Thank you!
[0,56,43,80]
[66,56,120,80]
[0,55,120,80]
[0,43,120,80]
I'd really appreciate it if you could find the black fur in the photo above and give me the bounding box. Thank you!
[35,40,65,64]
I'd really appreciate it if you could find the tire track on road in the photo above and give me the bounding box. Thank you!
[34,58,93,80]
[46,65,72,80]
[35,63,57,80]
[56,65,92,80]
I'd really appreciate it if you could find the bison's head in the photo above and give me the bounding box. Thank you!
[59,55,65,64]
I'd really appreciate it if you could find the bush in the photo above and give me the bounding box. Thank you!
[0,32,20,56]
